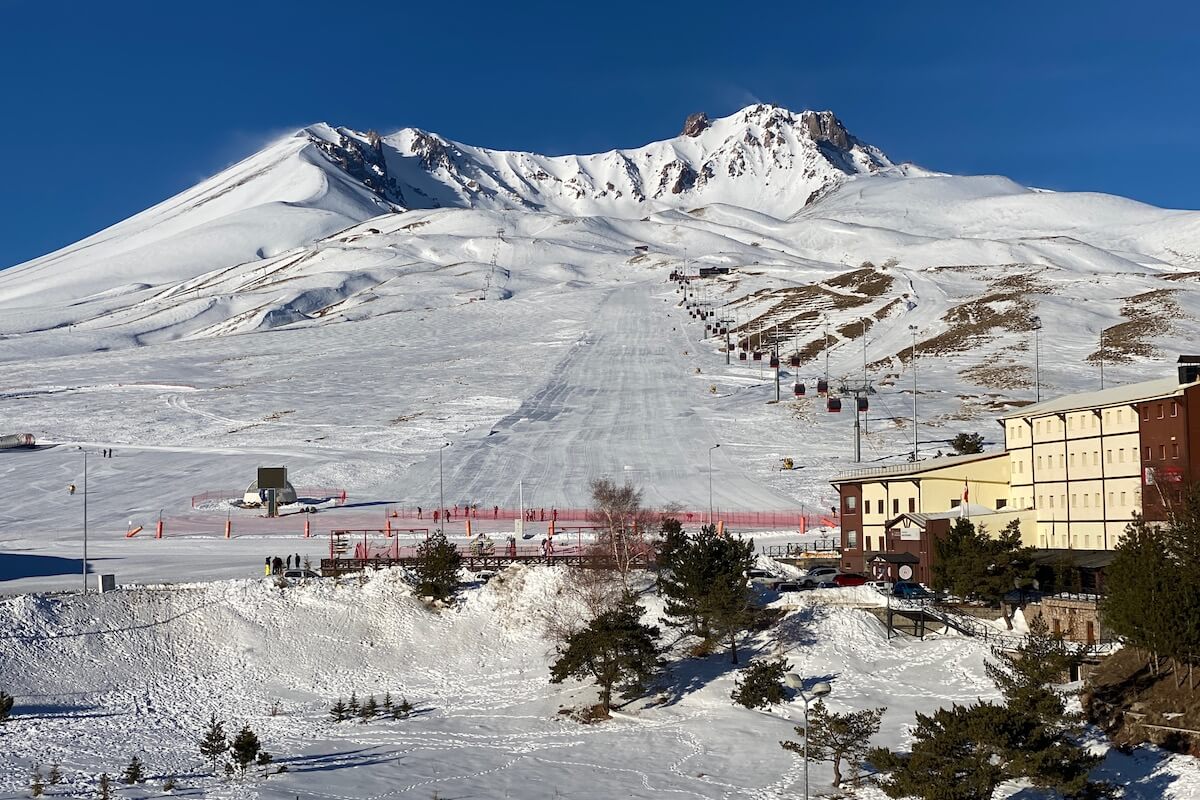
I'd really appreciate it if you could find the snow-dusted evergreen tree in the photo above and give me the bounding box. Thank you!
[122,755,146,784]
[199,713,228,771]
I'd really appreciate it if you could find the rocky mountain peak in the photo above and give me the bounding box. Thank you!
[681,112,710,137]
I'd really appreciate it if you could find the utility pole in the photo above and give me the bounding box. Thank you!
[1032,315,1042,402]
[861,317,869,434]
[80,447,88,593]
[438,442,450,535]
[1099,328,1105,390]
[823,324,830,386]
[708,443,721,523]
[909,324,919,462]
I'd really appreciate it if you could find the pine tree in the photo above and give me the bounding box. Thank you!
[348,692,360,714]
[933,518,1034,627]
[783,700,884,787]
[731,658,790,709]
[122,755,146,784]
[47,764,61,786]
[361,695,378,721]
[395,697,414,719]
[950,432,985,455]
[870,703,1009,800]
[549,596,661,712]
[98,773,112,800]
[659,525,757,660]
[230,726,262,775]
[0,689,13,722]
[30,765,44,797]
[330,698,348,722]
[410,531,463,601]
[199,713,228,772]
[382,691,393,711]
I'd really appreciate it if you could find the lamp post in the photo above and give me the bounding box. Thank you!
[908,324,919,462]
[80,447,89,593]
[1032,315,1042,402]
[784,675,832,800]
[708,443,721,524]
[438,442,450,534]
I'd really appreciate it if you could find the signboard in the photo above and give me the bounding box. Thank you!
[1160,466,1184,483]
[899,527,921,541]
[257,466,288,489]
[898,565,914,580]
[1144,467,1156,485]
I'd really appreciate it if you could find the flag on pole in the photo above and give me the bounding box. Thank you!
[960,480,969,518]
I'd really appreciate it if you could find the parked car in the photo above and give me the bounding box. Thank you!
[892,582,932,600]
[282,569,320,579]
[747,569,784,589]
[799,566,840,587]
[776,581,811,593]
[832,573,868,587]
[867,580,893,594]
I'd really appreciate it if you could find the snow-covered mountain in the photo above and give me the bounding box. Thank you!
[0,105,890,308]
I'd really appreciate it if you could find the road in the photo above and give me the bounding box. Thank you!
[404,281,798,512]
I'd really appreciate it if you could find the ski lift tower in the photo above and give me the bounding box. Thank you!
[837,379,875,463]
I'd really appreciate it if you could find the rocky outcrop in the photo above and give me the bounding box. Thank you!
[310,129,402,205]
[681,112,710,137]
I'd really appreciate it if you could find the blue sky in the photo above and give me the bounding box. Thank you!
[2,0,1197,268]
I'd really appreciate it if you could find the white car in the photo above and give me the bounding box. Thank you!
[799,566,840,588]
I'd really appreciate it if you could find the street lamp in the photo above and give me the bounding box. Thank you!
[1031,315,1042,402]
[908,324,919,462]
[708,443,721,524]
[77,447,89,593]
[438,442,450,534]
[784,675,832,800]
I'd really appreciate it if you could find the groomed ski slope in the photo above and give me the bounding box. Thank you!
[0,568,1194,799]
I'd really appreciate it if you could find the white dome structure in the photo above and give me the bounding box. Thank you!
[242,480,298,506]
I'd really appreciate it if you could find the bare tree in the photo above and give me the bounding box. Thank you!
[588,478,654,589]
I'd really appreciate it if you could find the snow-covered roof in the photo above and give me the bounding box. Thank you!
[831,451,1006,484]
[999,376,1198,420]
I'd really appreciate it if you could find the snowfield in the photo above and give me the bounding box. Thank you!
[1,568,1196,799]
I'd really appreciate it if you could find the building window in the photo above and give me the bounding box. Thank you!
[950,499,961,509]
[1069,416,1075,430]
[1118,409,1124,423]
[1060,494,1066,508]
[846,496,857,512]
[1104,411,1111,426]
[847,529,858,548]
[1142,406,1150,421]
[1171,401,1179,417]
[1083,494,1089,507]
[865,536,872,551]
[1039,494,1045,508]
[1095,492,1101,507]
[1157,404,1164,419]
[1173,443,1180,459]
[1070,452,1076,467]
[1036,420,1042,435]
[1094,451,1100,465]
[1145,446,1152,460]
[892,499,900,515]
[997,499,1008,509]
[1038,455,1044,469]
[908,497,916,513]
[1108,491,1114,507]
[1120,491,1127,506]
[1160,444,1167,459]
[1059,454,1064,468]
[1071,493,1077,507]
[1119,448,1126,463]
[1106,449,1113,464]
[877,499,884,514]
[1049,495,1055,509]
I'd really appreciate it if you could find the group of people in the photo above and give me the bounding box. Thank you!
[265,553,304,575]
[411,505,559,523]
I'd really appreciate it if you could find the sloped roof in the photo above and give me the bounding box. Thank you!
[999,376,1197,420]
[832,451,1006,484]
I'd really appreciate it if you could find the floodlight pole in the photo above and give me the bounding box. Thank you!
[439,442,450,534]
[861,317,869,434]
[784,676,832,800]
[1099,328,1105,390]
